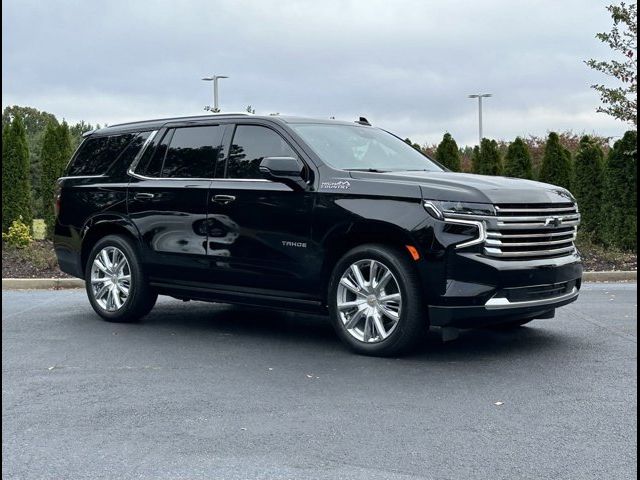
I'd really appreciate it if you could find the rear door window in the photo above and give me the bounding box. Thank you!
[161,125,225,178]
[66,133,135,176]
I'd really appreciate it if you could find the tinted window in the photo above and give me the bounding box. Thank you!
[226,125,297,179]
[136,130,171,177]
[67,133,135,176]
[108,131,153,174]
[161,126,224,178]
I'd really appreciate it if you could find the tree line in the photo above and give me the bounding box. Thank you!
[2,105,637,253]
[415,129,637,251]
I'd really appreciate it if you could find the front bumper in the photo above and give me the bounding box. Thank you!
[429,283,580,327]
[424,249,583,328]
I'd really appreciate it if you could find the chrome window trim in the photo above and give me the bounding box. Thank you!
[126,126,281,183]
[127,130,159,177]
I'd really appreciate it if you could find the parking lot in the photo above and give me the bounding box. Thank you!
[2,283,637,480]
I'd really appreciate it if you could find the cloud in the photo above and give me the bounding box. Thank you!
[2,0,629,146]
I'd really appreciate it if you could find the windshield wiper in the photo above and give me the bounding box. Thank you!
[345,168,389,173]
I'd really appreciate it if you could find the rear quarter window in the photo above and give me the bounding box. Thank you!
[66,133,136,176]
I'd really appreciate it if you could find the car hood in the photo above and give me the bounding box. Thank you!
[348,170,575,204]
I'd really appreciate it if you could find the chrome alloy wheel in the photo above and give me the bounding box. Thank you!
[336,259,402,343]
[90,246,131,312]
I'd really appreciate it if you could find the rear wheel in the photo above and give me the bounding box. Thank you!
[85,234,157,322]
[328,244,426,356]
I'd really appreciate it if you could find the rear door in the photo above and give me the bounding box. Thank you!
[128,123,227,285]
[206,123,316,296]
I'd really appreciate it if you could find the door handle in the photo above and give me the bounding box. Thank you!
[134,192,155,200]
[212,194,236,204]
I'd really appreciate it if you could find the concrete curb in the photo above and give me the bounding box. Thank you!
[582,271,637,282]
[2,278,85,290]
[2,271,636,290]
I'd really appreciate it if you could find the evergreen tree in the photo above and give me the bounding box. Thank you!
[477,138,502,175]
[503,137,533,179]
[2,116,32,232]
[471,145,481,173]
[403,137,422,151]
[573,136,605,238]
[539,132,573,190]
[435,133,461,171]
[2,106,58,218]
[40,121,72,236]
[602,130,637,250]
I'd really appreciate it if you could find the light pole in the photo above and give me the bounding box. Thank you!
[202,75,229,112]
[468,93,492,145]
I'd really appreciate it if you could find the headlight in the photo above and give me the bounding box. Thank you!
[423,200,489,249]
[423,200,495,219]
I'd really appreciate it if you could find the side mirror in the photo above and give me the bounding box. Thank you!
[259,157,308,190]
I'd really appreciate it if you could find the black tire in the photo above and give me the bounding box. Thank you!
[85,234,157,323]
[328,244,427,357]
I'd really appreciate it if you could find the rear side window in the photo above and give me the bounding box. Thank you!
[66,134,135,176]
[136,130,171,177]
[226,125,297,179]
[108,131,153,174]
[161,125,224,178]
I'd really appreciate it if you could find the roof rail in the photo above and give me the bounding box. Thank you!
[107,112,252,129]
[202,111,253,116]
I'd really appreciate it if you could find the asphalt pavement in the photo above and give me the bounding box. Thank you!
[2,283,637,480]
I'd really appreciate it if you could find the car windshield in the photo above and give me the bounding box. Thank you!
[290,123,443,172]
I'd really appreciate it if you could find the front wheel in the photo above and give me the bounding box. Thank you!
[85,234,157,322]
[328,244,427,356]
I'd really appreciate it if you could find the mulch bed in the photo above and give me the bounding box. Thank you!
[579,248,637,272]
[2,240,71,278]
[2,240,637,279]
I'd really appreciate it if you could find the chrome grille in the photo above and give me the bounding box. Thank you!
[484,203,579,259]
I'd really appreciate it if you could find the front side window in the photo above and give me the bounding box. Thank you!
[226,125,297,179]
[161,125,224,178]
[290,123,443,172]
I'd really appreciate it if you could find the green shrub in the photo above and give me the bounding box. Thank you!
[573,136,605,238]
[602,130,637,250]
[32,219,46,240]
[539,132,573,190]
[504,137,533,179]
[435,133,461,171]
[2,217,33,248]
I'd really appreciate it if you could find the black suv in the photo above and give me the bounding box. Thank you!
[54,114,582,356]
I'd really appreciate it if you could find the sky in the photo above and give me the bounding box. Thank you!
[1,0,632,146]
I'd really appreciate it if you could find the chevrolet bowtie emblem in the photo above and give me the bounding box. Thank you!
[545,216,563,227]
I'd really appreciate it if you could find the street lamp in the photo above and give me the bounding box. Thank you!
[468,93,492,145]
[202,75,229,112]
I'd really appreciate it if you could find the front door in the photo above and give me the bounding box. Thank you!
[207,124,316,296]
[128,124,227,285]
